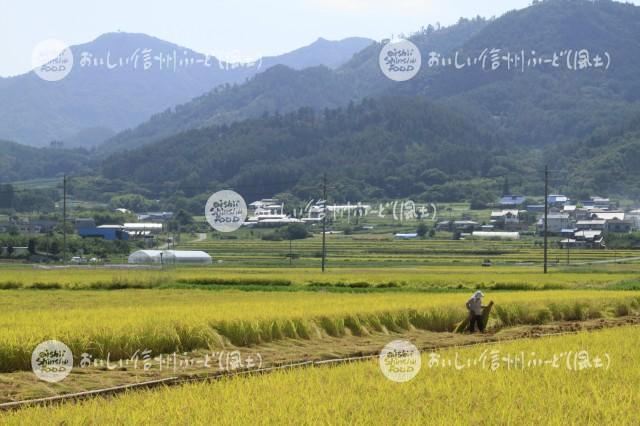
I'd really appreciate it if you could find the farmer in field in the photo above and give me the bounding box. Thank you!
[466,290,486,333]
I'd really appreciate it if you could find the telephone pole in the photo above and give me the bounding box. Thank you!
[63,175,67,265]
[543,166,549,274]
[321,173,327,272]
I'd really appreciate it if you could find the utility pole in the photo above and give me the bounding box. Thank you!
[321,173,327,272]
[543,166,549,274]
[63,175,67,265]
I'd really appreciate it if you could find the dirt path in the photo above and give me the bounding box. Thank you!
[193,233,207,243]
[157,233,206,250]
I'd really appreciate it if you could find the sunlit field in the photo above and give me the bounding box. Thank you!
[1,264,639,290]
[179,235,640,267]
[3,326,637,425]
[1,289,638,373]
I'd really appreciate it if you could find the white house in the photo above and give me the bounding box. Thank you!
[537,213,572,234]
[576,220,606,231]
[628,210,640,231]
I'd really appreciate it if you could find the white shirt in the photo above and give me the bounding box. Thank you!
[467,296,483,315]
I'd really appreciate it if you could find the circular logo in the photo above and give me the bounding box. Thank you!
[31,39,74,82]
[379,339,421,382]
[205,190,247,232]
[378,39,421,82]
[31,340,74,382]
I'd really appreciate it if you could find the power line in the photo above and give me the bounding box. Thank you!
[321,173,327,273]
[63,175,67,265]
[544,165,549,274]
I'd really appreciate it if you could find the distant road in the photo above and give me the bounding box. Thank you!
[570,256,640,266]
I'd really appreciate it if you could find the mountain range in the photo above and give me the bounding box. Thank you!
[2,0,640,204]
[0,33,372,147]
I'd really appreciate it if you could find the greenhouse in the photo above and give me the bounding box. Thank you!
[128,250,212,265]
[471,231,520,240]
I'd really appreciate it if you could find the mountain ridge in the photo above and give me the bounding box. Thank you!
[0,32,372,147]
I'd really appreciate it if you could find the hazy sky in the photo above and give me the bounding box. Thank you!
[1,0,637,77]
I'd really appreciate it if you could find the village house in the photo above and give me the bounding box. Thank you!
[499,195,526,207]
[589,210,625,221]
[537,213,573,234]
[490,210,522,230]
[547,194,569,207]
[628,209,640,231]
[560,229,605,249]
[0,218,59,234]
[605,218,633,233]
[436,220,479,233]
[576,219,606,231]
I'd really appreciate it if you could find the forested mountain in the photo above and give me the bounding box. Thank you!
[404,0,640,147]
[545,110,640,198]
[0,33,371,147]
[98,18,490,154]
[100,96,519,202]
[100,0,640,156]
[0,140,91,181]
[5,0,640,203]
[99,65,356,155]
[100,93,640,202]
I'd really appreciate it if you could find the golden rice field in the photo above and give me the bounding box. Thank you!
[1,289,638,373]
[0,264,639,290]
[3,326,638,425]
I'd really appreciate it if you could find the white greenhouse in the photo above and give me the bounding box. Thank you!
[471,231,520,240]
[128,250,212,265]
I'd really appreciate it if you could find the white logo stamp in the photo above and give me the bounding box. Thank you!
[31,340,74,382]
[205,190,247,232]
[379,39,421,82]
[379,339,421,382]
[31,39,74,82]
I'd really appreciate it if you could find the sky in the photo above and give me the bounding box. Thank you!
[1,0,637,77]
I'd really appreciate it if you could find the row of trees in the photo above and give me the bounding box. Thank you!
[0,184,58,213]
[0,232,132,260]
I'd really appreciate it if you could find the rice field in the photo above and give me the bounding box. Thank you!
[1,264,638,290]
[178,234,640,267]
[3,326,638,424]
[1,289,638,373]
[2,236,638,419]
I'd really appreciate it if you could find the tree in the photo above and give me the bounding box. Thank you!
[27,239,36,255]
[7,224,19,236]
[502,177,511,196]
[168,209,194,232]
[416,223,429,238]
[109,194,157,212]
[49,240,61,255]
[0,184,15,210]
[283,223,310,240]
[470,190,495,210]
